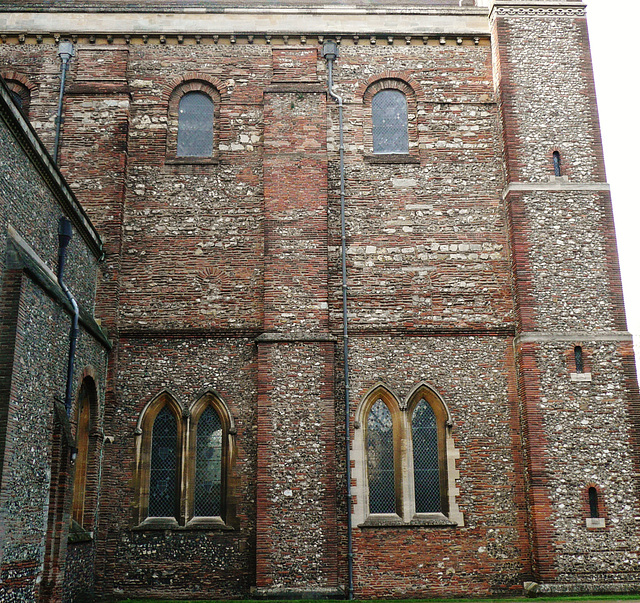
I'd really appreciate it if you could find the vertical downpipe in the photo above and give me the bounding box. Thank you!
[58,217,79,419]
[322,40,354,600]
[53,40,74,165]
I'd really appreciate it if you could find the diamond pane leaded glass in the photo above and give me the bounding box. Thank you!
[412,399,441,513]
[372,89,409,154]
[177,91,214,157]
[149,406,178,517]
[194,406,223,517]
[367,399,395,514]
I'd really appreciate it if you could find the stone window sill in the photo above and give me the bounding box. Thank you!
[133,516,234,531]
[364,153,420,165]
[360,512,456,528]
[165,157,219,166]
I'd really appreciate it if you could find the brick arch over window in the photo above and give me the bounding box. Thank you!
[164,75,223,162]
[361,76,421,158]
[2,71,37,116]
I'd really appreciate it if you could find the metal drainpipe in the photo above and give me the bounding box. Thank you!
[53,40,74,165]
[58,217,79,419]
[323,40,354,601]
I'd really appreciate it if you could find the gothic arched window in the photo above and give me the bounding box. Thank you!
[194,406,224,517]
[354,384,463,526]
[72,377,98,528]
[135,392,235,527]
[148,406,179,518]
[367,399,396,514]
[412,399,441,513]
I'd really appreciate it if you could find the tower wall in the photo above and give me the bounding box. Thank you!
[492,0,640,591]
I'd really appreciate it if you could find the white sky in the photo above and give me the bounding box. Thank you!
[587,0,640,363]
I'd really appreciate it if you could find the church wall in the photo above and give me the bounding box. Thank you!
[1,0,639,597]
[0,88,109,602]
[347,335,529,597]
[95,335,256,599]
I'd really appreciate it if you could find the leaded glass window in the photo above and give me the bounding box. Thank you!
[412,399,441,513]
[177,91,214,157]
[194,406,223,517]
[371,89,409,154]
[149,406,178,517]
[367,399,395,514]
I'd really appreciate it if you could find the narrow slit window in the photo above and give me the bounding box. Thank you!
[177,91,214,157]
[148,406,178,517]
[588,487,599,518]
[367,399,395,514]
[371,89,409,154]
[553,151,561,176]
[574,346,584,374]
[194,406,223,517]
[412,399,441,513]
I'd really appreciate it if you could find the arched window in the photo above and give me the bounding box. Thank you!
[367,399,395,514]
[412,399,441,513]
[371,89,409,154]
[148,406,179,518]
[4,78,32,117]
[588,487,599,518]
[72,378,96,527]
[553,150,562,176]
[194,406,224,517]
[574,346,584,374]
[165,78,221,162]
[135,391,236,527]
[177,91,214,157]
[353,384,463,526]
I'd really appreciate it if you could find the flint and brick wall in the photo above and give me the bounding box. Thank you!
[0,1,639,597]
[0,87,108,602]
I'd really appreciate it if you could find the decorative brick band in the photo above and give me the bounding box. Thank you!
[491,5,586,19]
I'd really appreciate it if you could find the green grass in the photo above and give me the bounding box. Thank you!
[120,595,640,603]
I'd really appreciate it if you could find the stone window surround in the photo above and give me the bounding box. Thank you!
[361,76,421,165]
[351,382,463,528]
[164,75,223,165]
[132,389,236,530]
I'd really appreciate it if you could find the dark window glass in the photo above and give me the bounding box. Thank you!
[575,346,584,373]
[177,91,214,157]
[372,89,409,154]
[10,90,23,109]
[412,399,441,513]
[367,399,395,513]
[194,406,223,517]
[553,151,561,176]
[149,406,178,517]
[588,487,599,518]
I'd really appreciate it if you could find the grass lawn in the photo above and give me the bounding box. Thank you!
[120,596,640,603]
